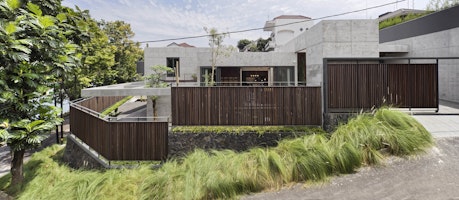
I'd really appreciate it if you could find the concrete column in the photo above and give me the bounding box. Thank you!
[294,62,298,86]
[146,96,154,122]
[156,95,172,122]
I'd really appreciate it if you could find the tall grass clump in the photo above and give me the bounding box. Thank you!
[2,108,434,200]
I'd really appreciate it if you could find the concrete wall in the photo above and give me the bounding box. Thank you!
[144,47,209,81]
[271,18,314,47]
[197,51,296,67]
[381,27,459,103]
[144,20,379,87]
[280,19,380,86]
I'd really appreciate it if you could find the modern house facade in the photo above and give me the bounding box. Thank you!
[72,8,457,163]
[144,19,380,88]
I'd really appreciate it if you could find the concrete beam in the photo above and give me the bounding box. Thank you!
[379,44,409,53]
[81,81,171,97]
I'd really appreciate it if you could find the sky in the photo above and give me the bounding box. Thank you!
[62,0,430,48]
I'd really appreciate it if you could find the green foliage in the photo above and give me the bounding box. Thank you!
[379,12,432,29]
[2,108,433,199]
[204,27,228,85]
[99,96,133,118]
[172,125,324,135]
[237,39,251,51]
[61,16,143,100]
[99,20,143,84]
[146,65,173,88]
[236,38,270,52]
[0,0,87,185]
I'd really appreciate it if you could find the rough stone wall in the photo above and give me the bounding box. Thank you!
[62,136,106,169]
[323,113,357,133]
[168,131,307,158]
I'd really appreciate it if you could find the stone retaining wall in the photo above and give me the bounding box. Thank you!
[62,136,107,169]
[323,113,356,132]
[168,132,308,158]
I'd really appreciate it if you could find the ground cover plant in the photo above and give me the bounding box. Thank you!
[0,108,433,199]
[379,12,433,29]
[99,96,133,118]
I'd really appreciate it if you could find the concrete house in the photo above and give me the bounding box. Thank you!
[144,17,379,87]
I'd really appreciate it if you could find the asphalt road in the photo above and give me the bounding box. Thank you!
[243,137,459,200]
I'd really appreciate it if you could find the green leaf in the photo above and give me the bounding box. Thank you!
[6,0,21,10]
[5,22,16,35]
[38,16,55,28]
[56,13,67,22]
[0,129,10,141]
[17,39,33,46]
[11,52,30,62]
[27,2,42,16]
[11,44,32,54]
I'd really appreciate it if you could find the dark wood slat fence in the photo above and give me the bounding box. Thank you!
[171,87,322,126]
[326,63,438,112]
[70,98,168,161]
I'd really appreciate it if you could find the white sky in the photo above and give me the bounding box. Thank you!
[62,0,431,47]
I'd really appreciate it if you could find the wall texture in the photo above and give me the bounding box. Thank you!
[280,20,380,86]
[168,131,309,158]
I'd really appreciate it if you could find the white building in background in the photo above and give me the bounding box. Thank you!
[263,15,314,51]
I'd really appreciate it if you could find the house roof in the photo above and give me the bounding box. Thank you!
[273,15,311,20]
[167,42,195,48]
[378,8,427,21]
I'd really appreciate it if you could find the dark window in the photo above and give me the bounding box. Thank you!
[166,57,179,77]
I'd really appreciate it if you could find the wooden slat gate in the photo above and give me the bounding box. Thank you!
[171,87,322,126]
[324,63,438,113]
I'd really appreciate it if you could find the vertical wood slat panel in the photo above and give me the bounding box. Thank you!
[327,63,437,112]
[70,97,168,161]
[171,87,322,126]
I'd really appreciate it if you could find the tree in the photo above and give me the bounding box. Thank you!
[99,20,143,84]
[255,38,270,52]
[0,0,83,185]
[63,17,116,100]
[236,37,270,52]
[237,39,251,51]
[146,65,173,88]
[427,0,459,10]
[204,27,228,85]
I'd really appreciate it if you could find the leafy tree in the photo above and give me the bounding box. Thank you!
[236,38,270,52]
[237,39,251,51]
[0,0,83,185]
[255,38,270,52]
[63,17,116,100]
[146,65,173,88]
[204,27,228,85]
[427,0,459,10]
[99,20,143,84]
[145,65,173,117]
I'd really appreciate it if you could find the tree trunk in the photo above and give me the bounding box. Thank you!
[11,149,25,186]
